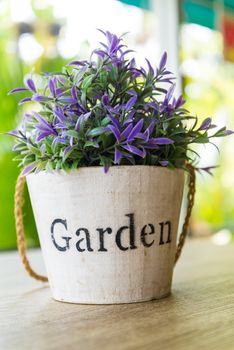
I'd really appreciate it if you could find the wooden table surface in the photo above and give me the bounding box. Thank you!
[1,240,234,350]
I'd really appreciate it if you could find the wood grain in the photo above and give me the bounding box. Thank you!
[1,240,234,350]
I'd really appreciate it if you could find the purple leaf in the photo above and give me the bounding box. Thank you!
[199,118,212,131]
[64,145,72,156]
[175,95,186,109]
[129,58,136,68]
[52,136,67,146]
[147,120,157,135]
[125,94,137,112]
[137,128,149,142]
[145,58,154,76]
[114,148,122,164]
[57,96,77,104]
[97,28,107,36]
[8,87,28,94]
[106,105,121,115]
[18,97,31,105]
[6,129,20,137]
[127,119,144,142]
[127,89,137,96]
[198,165,219,175]
[48,78,56,97]
[224,129,234,135]
[75,112,91,132]
[32,95,52,103]
[147,101,159,111]
[33,112,51,128]
[36,132,52,141]
[68,60,88,66]
[151,137,174,145]
[200,121,219,132]
[158,78,174,83]
[121,123,133,139]
[54,122,67,129]
[164,70,172,75]
[53,106,65,122]
[129,68,141,78]
[164,84,175,104]
[104,164,110,173]
[144,143,159,149]
[106,31,113,44]
[34,112,57,137]
[159,52,167,70]
[99,41,109,50]
[71,86,78,101]
[26,78,36,93]
[108,125,121,142]
[92,49,106,59]
[122,144,146,158]
[120,49,134,59]
[159,160,169,166]
[55,88,66,97]
[123,109,135,126]
[57,75,66,85]
[110,34,119,54]
[21,163,38,176]
[108,114,120,129]
[102,94,109,106]
[140,66,147,76]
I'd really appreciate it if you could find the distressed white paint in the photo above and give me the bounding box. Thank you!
[27,166,184,304]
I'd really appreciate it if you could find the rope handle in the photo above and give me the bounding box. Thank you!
[15,176,48,282]
[14,165,195,282]
[174,163,196,264]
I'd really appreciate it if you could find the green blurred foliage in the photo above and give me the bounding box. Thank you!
[181,25,234,236]
[0,1,70,249]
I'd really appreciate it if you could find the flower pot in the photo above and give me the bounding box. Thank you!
[26,165,184,304]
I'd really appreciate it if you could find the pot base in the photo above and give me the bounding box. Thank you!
[51,291,171,305]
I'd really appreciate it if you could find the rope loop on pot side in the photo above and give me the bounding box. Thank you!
[14,175,48,282]
[174,163,196,265]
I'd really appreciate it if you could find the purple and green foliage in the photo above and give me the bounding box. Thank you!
[7,30,233,175]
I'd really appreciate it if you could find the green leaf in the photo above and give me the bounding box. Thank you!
[211,127,227,137]
[99,71,108,85]
[55,160,62,170]
[62,146,75,161]
[66,130,79,138]
[70,160,80,169]
[74,67,87,84]
[109,66,118,81]
[35,160,47,171]
[84,141,99,148]
[194,135,209,144]
[81,74,94,91]
[45,161,54,172]
[81,90,86,106]
[87,127,108,137]
[101,117,110,126]
[27,144,41,156]
[100,155,112,169]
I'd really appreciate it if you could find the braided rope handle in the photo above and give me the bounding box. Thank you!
[174,163,196,264]
[14,165,195,282]
[15,176,48,282]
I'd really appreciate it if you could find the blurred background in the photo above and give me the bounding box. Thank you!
[0,0,234,250]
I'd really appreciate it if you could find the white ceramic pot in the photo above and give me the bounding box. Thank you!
[26,166,184,304]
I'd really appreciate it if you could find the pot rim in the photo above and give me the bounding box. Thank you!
[26,164,185,178]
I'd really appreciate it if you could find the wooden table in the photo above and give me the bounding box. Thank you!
[1,240,234,350]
